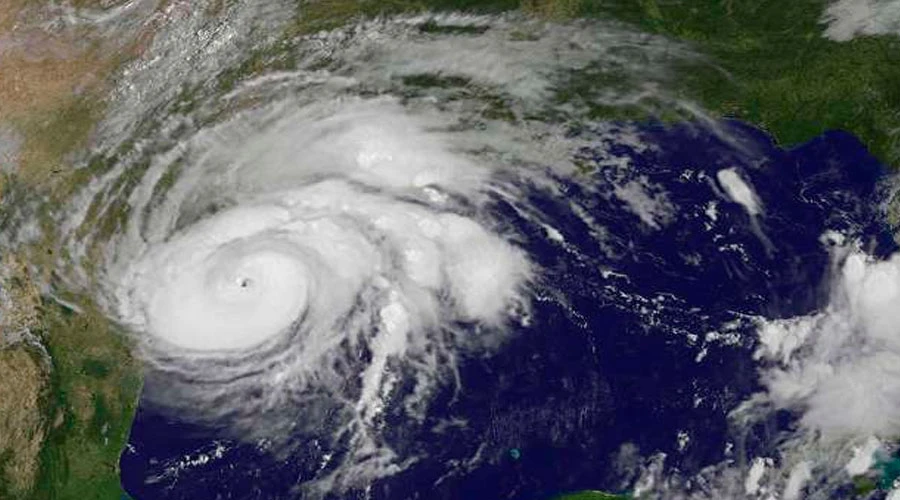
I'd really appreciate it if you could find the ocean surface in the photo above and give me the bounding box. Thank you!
[120,120,896,500]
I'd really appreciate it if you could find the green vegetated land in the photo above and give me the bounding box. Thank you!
[32,300,142,500]
[292,0,900,166]
[0,255,141,500]
[5,0,899,499]
[586,0,900,167]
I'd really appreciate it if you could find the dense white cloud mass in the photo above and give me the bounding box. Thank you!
[56,9,701,492]
[717,168,762,216]
[100,96,538,488]
[57,4,900,497]
[757,248,900,437]
[822,0,900,40]
[116,100,530,354]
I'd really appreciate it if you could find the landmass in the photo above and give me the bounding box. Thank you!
[0,0,898,498]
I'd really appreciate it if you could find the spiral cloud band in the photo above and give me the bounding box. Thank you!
[57,8,699,492]
[32,3,900,498]
[103,94,539,439]
[119,100,529,353]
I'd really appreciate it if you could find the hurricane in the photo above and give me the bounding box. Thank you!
[104,94,540,490]
[9,1,900,499]
[47,6,698,495]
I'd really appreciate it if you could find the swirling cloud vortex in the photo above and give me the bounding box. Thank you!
[124,102,529,354]
[102,95,534,460]
[60,12,690,488]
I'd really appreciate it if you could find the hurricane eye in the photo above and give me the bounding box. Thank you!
[51,5,897,500]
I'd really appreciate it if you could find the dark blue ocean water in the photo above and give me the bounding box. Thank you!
[120,121,896,500]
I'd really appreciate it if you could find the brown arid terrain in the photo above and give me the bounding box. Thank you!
[0,1,159,496]
[0,0,161,192]
[0,347,47,494]
[0,255,47,496]
[3,1,900,499]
